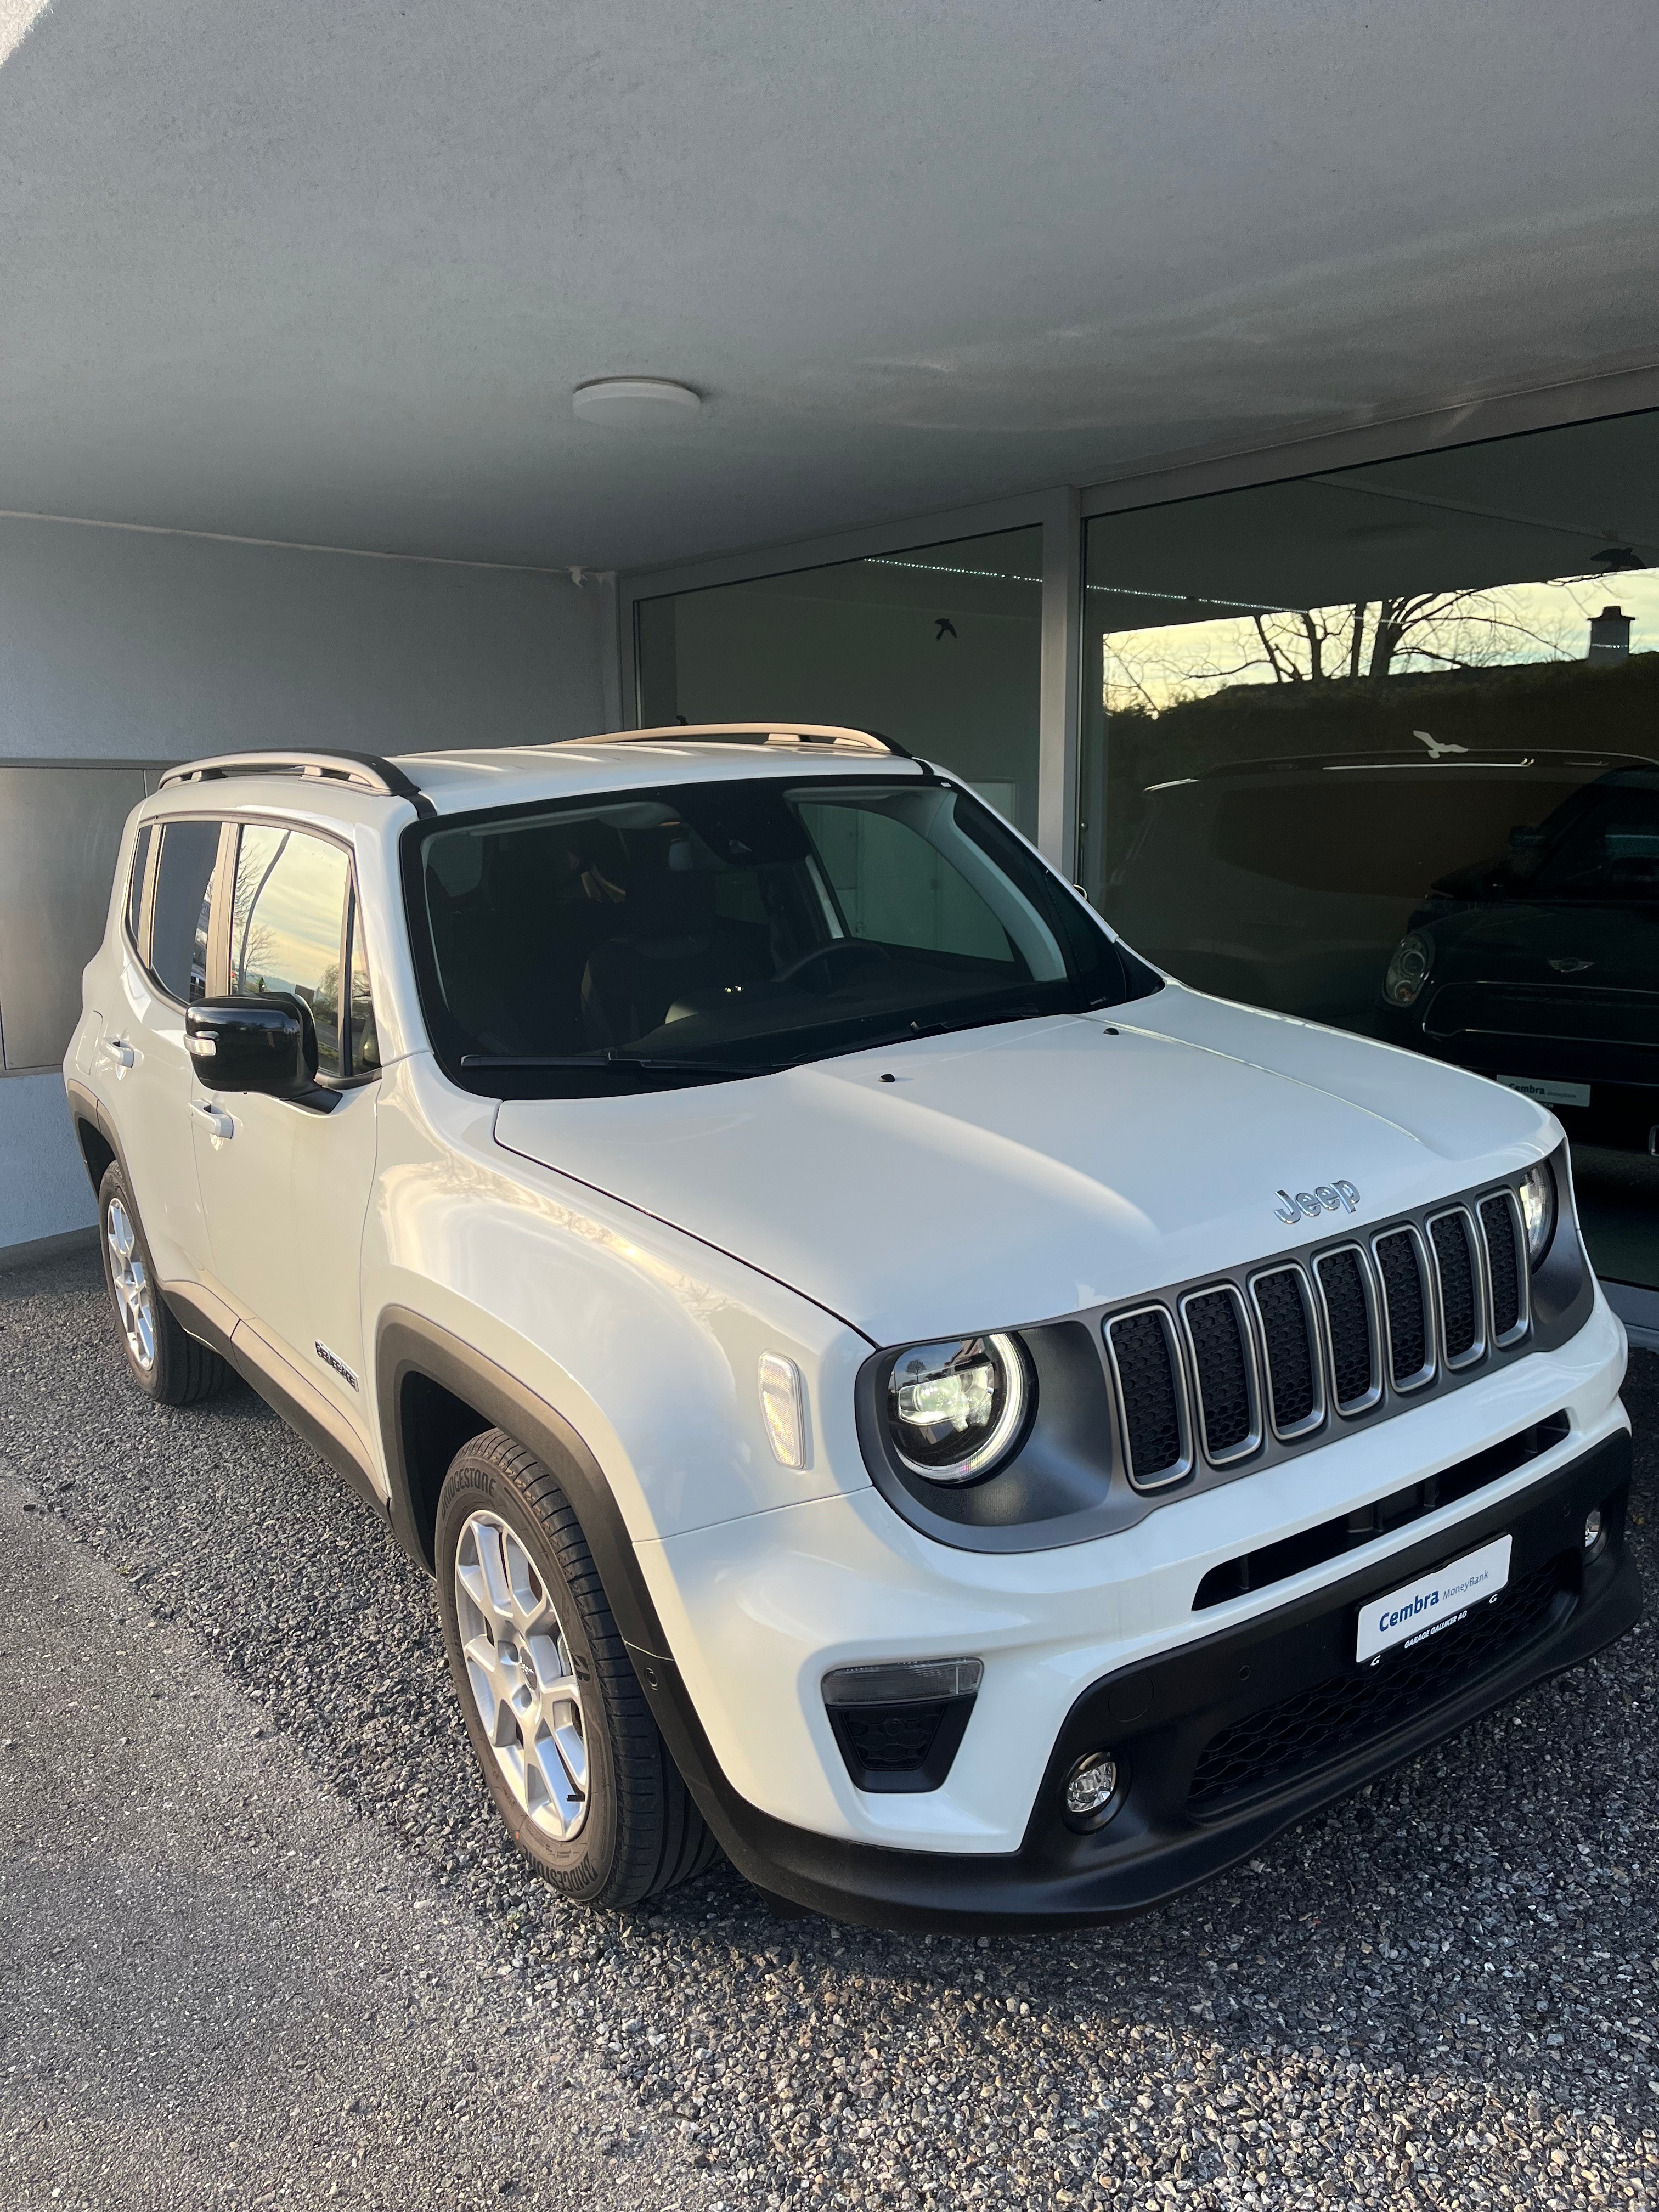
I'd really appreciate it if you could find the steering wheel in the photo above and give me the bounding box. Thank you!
[773,939,893,993]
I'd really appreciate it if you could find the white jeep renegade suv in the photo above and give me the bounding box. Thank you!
[65,726,1640,1928]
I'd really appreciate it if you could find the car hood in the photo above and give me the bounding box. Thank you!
[493,985,1555,1345]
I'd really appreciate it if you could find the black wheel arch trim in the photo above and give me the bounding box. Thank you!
[65,1077,120,1194]
[373,1306,673,1661]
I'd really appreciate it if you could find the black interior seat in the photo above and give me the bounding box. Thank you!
[581,837,769,1045]
[433,828,612,1054]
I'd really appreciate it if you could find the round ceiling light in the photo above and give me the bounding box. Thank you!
[572,377,702,429]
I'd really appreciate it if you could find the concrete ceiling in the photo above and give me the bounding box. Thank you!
[3,0,1657,572]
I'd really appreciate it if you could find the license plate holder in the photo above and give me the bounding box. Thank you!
[1356,1534,1513,1664]
[1496,1074,1590,1109]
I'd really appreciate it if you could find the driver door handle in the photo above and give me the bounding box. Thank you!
[191,1101,235,1141]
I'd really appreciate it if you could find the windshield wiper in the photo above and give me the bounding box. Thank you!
[831,1003,1043,1057]
[460,1051,788,1080]
[461,1006,1046,1083]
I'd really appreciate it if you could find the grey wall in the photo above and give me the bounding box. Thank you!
[0,763,167,1073]
[0,1072,103,1250]
[0,515,611,1252]
[0,517,611,763]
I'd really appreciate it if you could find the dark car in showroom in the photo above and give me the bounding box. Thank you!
[1105,743,1649,1037]
[1379,765,1659,1154]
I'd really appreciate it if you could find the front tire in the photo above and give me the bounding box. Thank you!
[434,1428,715,1907]
[97,1163,231,1406]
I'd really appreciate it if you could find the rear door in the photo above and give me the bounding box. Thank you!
[115,815,227,1283]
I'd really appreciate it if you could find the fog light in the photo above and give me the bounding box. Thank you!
[1063,1751,1122,1827]
[1583,1507,1606,1559]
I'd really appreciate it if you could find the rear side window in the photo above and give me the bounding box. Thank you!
[150,820,222,1002]
[229,825,352,1077]
[124,823,153,948]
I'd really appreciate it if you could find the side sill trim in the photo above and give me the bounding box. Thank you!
[163,1280,385,1519]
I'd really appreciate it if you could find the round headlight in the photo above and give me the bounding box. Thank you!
[887,1333,1030,1484]
[1519,1159,1556,1263]
[1383,930,1434,1007]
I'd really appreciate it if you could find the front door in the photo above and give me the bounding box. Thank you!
[190,820,382,1444]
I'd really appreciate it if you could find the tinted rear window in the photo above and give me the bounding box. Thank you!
[150,820,221,1002]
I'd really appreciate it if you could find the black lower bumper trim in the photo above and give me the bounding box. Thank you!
[633,1430,1639,1932]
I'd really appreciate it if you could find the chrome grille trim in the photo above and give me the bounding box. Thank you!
[1247,1262,1327,1442]
[1104,1304,1194,1492]
[1178,1283,1264,1468]
[1478,1188,1531,1350]
[1427,1205,1487,1370]
[1370,1223,1437,1393]
[1312,1243,1385,1418]
[1096,1173,1552,1500]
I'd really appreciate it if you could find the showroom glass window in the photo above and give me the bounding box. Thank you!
[635,527,1042,840]
[1078,406,1659,1293]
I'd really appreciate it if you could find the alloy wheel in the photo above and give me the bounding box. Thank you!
[106,1197,156,1372]
[453,1509,590,1841]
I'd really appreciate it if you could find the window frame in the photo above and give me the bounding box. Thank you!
[122,820,158,964]
[136,810,380,1087]
[221,813,382,1090]
[133,812,232,1008]
[341,876,382,1081]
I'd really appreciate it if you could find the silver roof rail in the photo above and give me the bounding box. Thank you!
[555,722,913,759]
[159,751,432,814]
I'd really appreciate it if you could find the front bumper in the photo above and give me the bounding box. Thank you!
[640,1430,1639,1929]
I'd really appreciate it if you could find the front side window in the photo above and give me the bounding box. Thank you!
[149,819,222,1003]
[230,826,351,1077]
[408,773,1155,1095]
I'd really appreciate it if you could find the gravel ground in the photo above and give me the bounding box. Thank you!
[0,1462,707,2212]
[2,1243,1657,2211]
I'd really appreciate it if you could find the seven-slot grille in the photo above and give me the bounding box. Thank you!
[1180,1286,1260,1464]
[1479,1191,1529,1346]
[1313,1246,1382,1415]
[1104,1306,1191,1488]
[1429,1206,1485,1368]
[1249,1266,1324,1438]
[1107,1182,1534,1492]
[1373,1226,1434,1391]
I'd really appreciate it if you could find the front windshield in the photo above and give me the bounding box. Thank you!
[406,773,1159,1093]
[1454,768,1659,906]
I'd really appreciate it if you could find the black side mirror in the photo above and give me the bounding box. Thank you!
[185,994,327,1103]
